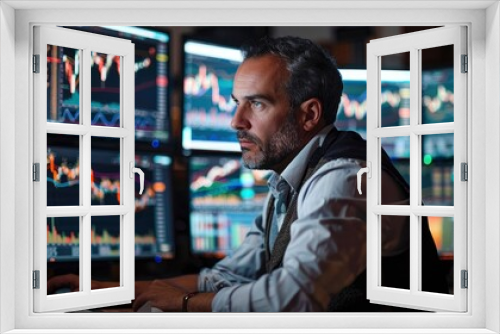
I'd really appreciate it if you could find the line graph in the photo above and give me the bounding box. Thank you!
[190,157,270,209]
[190,158,241,191]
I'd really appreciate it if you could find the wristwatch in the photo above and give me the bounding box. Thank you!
[182,291,200,312]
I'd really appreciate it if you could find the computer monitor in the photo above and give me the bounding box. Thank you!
[188,154,272,257]
[58,26,171,149]
[46,137,176,262]
[181,40,243,152]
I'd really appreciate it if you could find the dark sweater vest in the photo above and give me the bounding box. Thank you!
[264,128,449,311]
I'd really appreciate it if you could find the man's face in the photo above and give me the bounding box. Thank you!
[230,55,303,171]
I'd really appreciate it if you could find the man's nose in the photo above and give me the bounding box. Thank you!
[230,105,250,130]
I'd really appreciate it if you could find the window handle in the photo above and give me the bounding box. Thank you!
[357,162,371,195]
[129,162,145,195]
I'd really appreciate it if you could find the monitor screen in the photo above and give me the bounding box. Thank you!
[182,40,243,152]
[61,26,171,149]
[46,139,175,262]
[188,155,272,257]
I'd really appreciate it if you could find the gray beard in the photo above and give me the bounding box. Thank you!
[241,113,301,170]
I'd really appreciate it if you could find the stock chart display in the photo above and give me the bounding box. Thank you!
[189,155,271,256]
[46,137,175,261]
[49,26,170,147]
[182,40,243,152]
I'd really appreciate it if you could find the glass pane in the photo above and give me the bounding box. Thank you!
[380,215,410,290]
[421,45,454,124]
[47,45,80,124]
[47,134,80,206]
[91,137,121,205]
[47,217,80,294]
[91,215,120,289]
[380,52,410,127]
[422,134,454,206]
[381,137,410,205]
[422,216,453,295]
[91,52,121,127]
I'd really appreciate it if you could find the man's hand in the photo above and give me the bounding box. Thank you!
[47,274,81,294]
[132,278,216,312]
[132,279,186,312]
[47,274,115,294]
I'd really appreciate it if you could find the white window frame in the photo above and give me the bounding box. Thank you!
[33,26,136,313]
[366,26,468,312]
[0,1,498,333]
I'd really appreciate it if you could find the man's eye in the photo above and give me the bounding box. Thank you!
[251,101,263,108]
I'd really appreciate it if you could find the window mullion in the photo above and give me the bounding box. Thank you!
[81,214,91,293]
[409,48,421,294]
[122,51,135,294]
[119,53,125,289]
[81,47,92,294]
[365,44,379,296]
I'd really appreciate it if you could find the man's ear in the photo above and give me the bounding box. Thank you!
[299,98,323,131]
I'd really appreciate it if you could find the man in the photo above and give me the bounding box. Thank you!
[50,36,448,312]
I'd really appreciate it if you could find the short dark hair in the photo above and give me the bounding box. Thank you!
[241,36,343,124]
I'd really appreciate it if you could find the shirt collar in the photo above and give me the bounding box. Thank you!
[267,124,334,194]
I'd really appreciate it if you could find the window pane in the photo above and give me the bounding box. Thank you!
[91,137,121,205]
[380,52,410,127]
[422,216,453,295]
[47,217,80,295]
[47,45,80,124]
[47,134,80,206]
[91,52,121,127]
[381,137,410,205]
[422,134,454,206]
[421,45,454,124]
[91,215,120,289]
[380,215,410,290]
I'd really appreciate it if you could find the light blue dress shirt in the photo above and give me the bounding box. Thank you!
[197,125,387,311]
